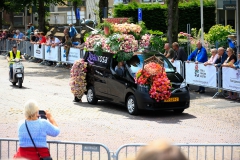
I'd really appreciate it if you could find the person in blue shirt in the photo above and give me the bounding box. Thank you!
[15,30,25,40]
[187,41,208,93]
[187,41,208,63]
[68,23,78,42]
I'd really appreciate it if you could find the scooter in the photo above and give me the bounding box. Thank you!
[9,59,24,88]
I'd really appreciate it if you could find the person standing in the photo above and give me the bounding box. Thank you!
[68,23,78,42]
[187,41,208,93]
[163,43,175,59]
[171,42,187,63]
[214,47,228,67]
[13,99,60,159]
[204,48,218,66]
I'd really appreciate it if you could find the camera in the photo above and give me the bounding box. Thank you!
[39,110,47,119]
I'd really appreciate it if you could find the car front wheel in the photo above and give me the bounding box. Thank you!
[126,95,138,115]
[87,86,98,104]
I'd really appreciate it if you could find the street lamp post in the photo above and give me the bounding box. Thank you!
[200,0,204,46]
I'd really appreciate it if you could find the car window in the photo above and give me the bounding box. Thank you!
[127,53,174,77]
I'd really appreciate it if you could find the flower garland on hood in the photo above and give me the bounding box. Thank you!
[135,62,171,102]
[69,59,88,99]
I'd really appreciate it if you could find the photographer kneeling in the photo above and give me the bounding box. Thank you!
[14,99,60,160]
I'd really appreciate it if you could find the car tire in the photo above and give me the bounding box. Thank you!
[126,95,138,115]
[87,86,98,104]
[173,109,184,114]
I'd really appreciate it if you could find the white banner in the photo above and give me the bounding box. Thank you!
[170,60,182,75]
[222,67,240,92]
[60,47,80,64]
[185,62,217,88]
[33,44,44,59]
[44,45,59,61]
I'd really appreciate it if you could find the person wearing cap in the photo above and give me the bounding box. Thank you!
[6,45,25,79]
[68,23,78,42]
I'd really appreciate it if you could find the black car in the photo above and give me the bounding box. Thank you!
[82,50,190,115]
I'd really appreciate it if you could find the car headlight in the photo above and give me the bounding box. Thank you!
[180,80,187,88]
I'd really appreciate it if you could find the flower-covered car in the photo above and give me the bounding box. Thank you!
[82,50,190,115]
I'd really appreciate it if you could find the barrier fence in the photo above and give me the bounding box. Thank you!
[113,143,240,160]
[183,62,240,96]
[1,139,239,160]
[0,40,86,65]
[0,138,111,160]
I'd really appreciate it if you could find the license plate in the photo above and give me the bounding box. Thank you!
[164,97,179,102]
[16,74,22,78]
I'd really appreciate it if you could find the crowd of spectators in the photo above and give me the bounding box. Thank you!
[0,23,85,68]
[166,41,239,100]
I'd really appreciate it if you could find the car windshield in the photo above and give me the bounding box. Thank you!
[126,50,175,77]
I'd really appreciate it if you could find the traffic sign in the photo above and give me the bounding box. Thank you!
[76,8,80,20]
[138,8,142,22]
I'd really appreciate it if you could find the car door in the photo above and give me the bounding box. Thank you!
[107,60,127,104]
[92,65,109,99]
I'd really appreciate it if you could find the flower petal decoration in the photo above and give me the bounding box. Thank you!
[69,59,88,99]
[135,62,171,101]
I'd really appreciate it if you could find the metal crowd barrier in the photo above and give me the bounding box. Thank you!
[184,61,240,97]
[113,143,240,160]
[0,138,111,160]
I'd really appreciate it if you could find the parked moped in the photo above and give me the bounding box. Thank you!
[9,59,24,88]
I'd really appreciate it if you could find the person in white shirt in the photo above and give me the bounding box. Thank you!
[204,48,218,66]
[50,35,60,47]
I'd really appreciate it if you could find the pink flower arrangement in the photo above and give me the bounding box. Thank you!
[135,62,171,102]
[112,23,142,34]
[69,59,88,99]
[85,34,106,50]
[119,34,138,53]
[139,34,152,48]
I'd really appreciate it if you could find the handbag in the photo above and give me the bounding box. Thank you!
[25,120,53,160]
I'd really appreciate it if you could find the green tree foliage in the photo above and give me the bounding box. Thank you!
[113,1,215,34]
[205,24,235,47]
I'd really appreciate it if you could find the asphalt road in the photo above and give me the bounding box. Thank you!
[0,55,239,159]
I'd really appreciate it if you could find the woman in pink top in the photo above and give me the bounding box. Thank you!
[204,48,218,66]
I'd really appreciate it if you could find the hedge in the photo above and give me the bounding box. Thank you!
[113,1,215,33]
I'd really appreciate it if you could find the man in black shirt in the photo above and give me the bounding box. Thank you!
[171,42,187,63]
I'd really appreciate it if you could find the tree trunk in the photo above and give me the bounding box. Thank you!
[99,0,108,23]
[38,0,46,33]
[172,0,179,43]
[0,12,2,29]
[167,0,173,46]
[167,0,179,46]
